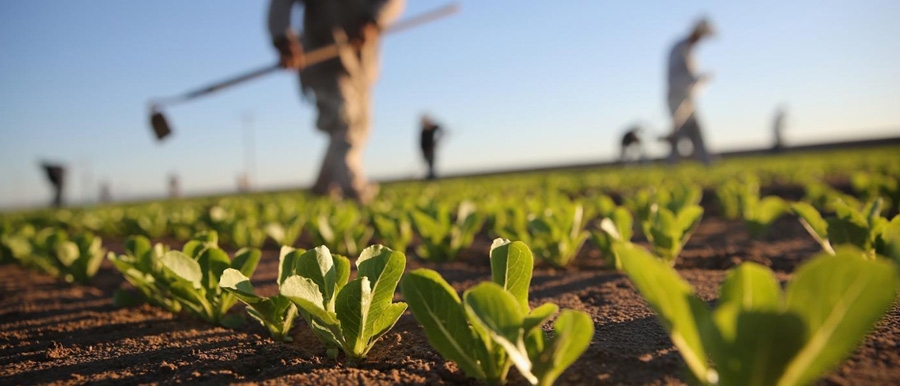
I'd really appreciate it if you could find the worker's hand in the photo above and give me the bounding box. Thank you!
[273,32,305,69]
[352,22,380,48]
[698,72,714,84]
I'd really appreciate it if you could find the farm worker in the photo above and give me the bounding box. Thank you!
[663,18,715,165]
[619,124,644,164]
[268,0,406,204]
[41,163,66,208]
[419,114,444,180]
[772,105,787,151]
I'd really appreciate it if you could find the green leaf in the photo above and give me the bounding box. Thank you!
[523,303,558,333]
[490,239,534,312]
[335,277,374,360]
[356,245,406,338]
[778,251,899,386]
[197,247,230,292]
[231,247,261,278]
[791,202,831,252]
[295,246,338,309]
[710,310,806,386]
[219,268,261,303]
[464,282,534,385]
[531,310,595,386]
[617,243,712,383]
[400,269,486,380]
[55,241,80,267]
[278,246,299,285]
[161,251,202,286]
[281,274,340,326]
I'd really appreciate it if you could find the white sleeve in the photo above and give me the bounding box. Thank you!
[268,0,299,41]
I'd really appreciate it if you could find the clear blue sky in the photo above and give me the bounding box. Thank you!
[1,1,898,209]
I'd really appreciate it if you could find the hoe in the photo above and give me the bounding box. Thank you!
[149,3,458,141]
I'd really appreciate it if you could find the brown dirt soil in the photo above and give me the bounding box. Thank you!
[2,211,899,385]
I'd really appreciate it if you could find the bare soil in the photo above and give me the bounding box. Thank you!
[2,212,899,385]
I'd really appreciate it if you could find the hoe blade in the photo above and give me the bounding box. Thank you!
[150,111,172,141]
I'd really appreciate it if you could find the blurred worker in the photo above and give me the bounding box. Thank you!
[169,174,180,199]
[419,114,444,180]
[41,163,66,207]
[663,18,715,165]
[619,124,644,164]
[99,181,112,203]
[268,0,405,204]
[772,105,788,152]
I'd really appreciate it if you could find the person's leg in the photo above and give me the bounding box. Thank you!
[308,75,346,197]
[684,114,711,165]
[423,147,435,179]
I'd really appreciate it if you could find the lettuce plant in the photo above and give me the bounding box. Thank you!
[219,246,302,341]
[265,214,306,247]
[791,198,895,259]
[280,244,407,364]
[526,203,589,268]
[402,239,593,386]
[312,204,374,257]
[641,203,703,265]
[411,201,483,262]
[589,206,633,270]
[108,235,181,312]
[160,231,261,327]
[618,243,898,386]
[372,212,413,254]
[742,196,787,237]
[27,228,106,284]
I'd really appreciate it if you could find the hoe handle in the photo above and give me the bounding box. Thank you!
[156,3,459,107]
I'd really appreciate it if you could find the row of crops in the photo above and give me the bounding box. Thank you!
[2,147,899,385]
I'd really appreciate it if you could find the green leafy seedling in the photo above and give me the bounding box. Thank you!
[412,201,483,262]
[527,203,590,268]
[218,246,302,341]
[641,203,704,265]
[618,243,898,386]
[589,207,633,270]
[108,235,181,312]
[160,231,261,327]
[792,198,895,259]
[280,244,407,364]
[402,239,593,386]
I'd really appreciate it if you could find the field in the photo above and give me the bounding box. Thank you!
[2,146,900,385]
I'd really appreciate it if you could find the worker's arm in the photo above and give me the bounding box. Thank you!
[268,0,305,69]
[369,0,406,29]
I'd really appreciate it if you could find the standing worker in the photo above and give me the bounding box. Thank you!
[772,105,788,152]
[41,163,66,208]
[419,114,443,180]
[664,18,715,165]
[268,0,405,203]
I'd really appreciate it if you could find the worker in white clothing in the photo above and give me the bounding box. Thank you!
[664,18,715,165]
[268,0,405,204]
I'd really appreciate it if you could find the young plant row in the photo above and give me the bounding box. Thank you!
[107,232,593,385]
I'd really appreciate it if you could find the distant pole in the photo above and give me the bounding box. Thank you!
[242,113,256,191]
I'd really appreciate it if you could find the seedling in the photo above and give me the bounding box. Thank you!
[280,244,407,364]
[618,243,898,386]
[641,203,703,265]
[791,198,895,259]
[589,206,633,270]
[526,203,590,268]
[402,239,593,386]
[108,235,181,312]
[160,231,261,327]
[219,247,302,341]
[411,201,483,262]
